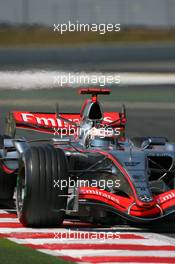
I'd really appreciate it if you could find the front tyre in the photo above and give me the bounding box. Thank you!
[16,144,69,227]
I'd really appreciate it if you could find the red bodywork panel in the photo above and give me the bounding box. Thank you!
[79,187,175,218]
[12,111,126,136]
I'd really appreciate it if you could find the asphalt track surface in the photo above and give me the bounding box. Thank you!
[1,43,175,72]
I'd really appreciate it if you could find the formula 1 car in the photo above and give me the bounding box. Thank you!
[0,88,175,227]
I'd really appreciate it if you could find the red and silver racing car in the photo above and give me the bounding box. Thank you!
[0,88,175,227]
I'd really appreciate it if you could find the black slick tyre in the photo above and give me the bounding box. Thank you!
[16,144,69,227]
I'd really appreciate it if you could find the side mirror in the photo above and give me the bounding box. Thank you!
[142,137,167,149]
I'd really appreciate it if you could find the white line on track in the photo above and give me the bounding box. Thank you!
[37,249,175,257]
[0,227,77,233]
[0,71,175,89]
[142,232,175,245]
[8,237,156,245]
[0,218,19,223]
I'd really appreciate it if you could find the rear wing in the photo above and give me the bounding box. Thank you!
[5,111,126,138]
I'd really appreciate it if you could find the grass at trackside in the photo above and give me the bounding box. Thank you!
[0,238,73,264]
[0,27,175,46]
[0,87,174,105]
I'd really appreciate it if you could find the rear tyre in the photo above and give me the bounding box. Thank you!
[0,135,17,208]
[0,170,16,199]
[16,144,69,227]
[0,169,16,208]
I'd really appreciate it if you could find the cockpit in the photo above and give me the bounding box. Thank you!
[88,102,103,120]
[78,88,126,148]
[80,100,103,122]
